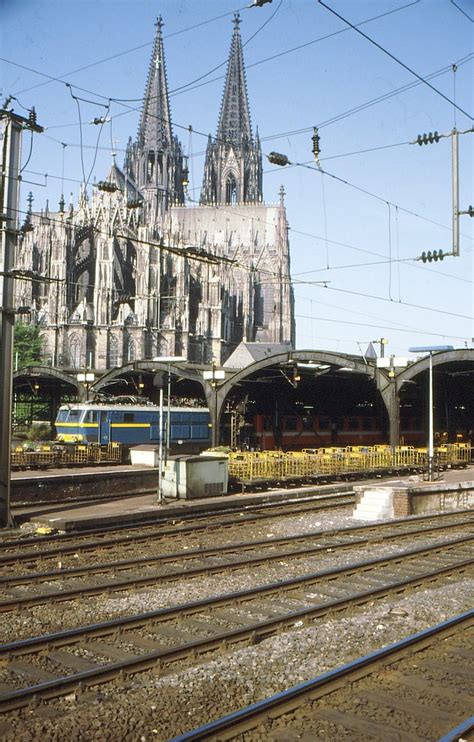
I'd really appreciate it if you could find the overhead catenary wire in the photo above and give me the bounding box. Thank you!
[294,312,469,342]
[11,4,251,98]
[8,202,472,325]
[2,0,427,137]
[318,0,473,121]
[450,0,474,23]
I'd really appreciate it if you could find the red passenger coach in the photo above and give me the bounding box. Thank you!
[251,413,425,450]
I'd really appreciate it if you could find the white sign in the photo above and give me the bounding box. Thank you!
[203,369,225,380]
[77,372,95,382]
[376,357,408,368]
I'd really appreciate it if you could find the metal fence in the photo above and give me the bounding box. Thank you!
[228,443,471,482]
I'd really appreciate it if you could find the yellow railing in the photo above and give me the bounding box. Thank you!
[11,442,124,469]
[228,443,470,482]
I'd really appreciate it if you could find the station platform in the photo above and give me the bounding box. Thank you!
[10,465,474,533]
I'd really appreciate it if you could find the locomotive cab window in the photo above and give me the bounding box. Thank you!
[68,409,83,421]
[124,413,135,423]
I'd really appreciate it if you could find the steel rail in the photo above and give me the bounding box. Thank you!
[170,610,474,741]
[1,505,471,569]
[438,716,474,742]
[0,516,471,589]
[0,529,472,613]
[0,555,471,712]
[0,494,355,561]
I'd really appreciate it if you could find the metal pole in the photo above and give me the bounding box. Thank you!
[166,366,171,461]
[0,114,22,528]
[452,128,459,257]
[428,352,434,481]
[157,386,164,504]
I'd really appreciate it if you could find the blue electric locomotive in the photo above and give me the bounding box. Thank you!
[55,403,211,453]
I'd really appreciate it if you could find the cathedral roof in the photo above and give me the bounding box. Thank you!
[106,160,142,201]
[224,342,293,369]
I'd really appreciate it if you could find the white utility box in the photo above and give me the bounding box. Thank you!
[130,445,160,467]
[161,454,228,499]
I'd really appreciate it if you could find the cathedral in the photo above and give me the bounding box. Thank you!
[14,14,295,371]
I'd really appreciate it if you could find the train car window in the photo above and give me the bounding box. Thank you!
[302,417,313,430]
[124,413,135,423]
[172,425,190,439]
[84,410,98,422]
[264,417,272,431]
[285,417,297,431]
[68,410,82,421]
[363,418,373,430]
[349,418,359,430]
[318,418,329,430]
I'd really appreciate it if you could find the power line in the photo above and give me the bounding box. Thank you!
[11,199,471,325]
[318,0,473,121]
[299,281,472,321]
[450,0,473,23]
[11,5,250,98]
[295,312,469,341]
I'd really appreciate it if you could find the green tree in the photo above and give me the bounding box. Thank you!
[14,323,44,369]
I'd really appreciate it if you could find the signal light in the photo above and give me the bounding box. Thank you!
[468,205,473,217]
[421,250,445,263]
[416,131,440,146]
[267,151,289,167]
[312,126,321,161]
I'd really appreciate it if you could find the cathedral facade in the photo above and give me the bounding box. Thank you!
[14,14,295,371]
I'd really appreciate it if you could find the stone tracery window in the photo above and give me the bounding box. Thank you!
[225,173,237,205]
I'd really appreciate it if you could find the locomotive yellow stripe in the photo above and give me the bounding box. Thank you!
[56,423,99,428]
[110,423,151,428]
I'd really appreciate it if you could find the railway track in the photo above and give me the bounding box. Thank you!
[0,516,472,611]
[173,610,473,741]
[0,507,471,572]
[2,491,355,558]
[0,536,471,713]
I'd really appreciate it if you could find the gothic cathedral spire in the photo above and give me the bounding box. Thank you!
[201,13,262,205]
[126,16,185,215]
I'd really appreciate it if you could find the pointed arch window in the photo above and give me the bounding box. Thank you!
[225,173,237,205]
[125,334,135,363]
[108,335,119,367]
[68,332,81,369]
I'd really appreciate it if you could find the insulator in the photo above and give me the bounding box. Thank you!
[96,181,119,193]
[267,151,289,166]
[312,126,321,159]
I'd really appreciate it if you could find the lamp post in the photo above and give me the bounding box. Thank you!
[409,345,454,481]
[203,364,225,447]
[152,356,186,504]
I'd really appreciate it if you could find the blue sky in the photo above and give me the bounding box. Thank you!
[1,0,473,357]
